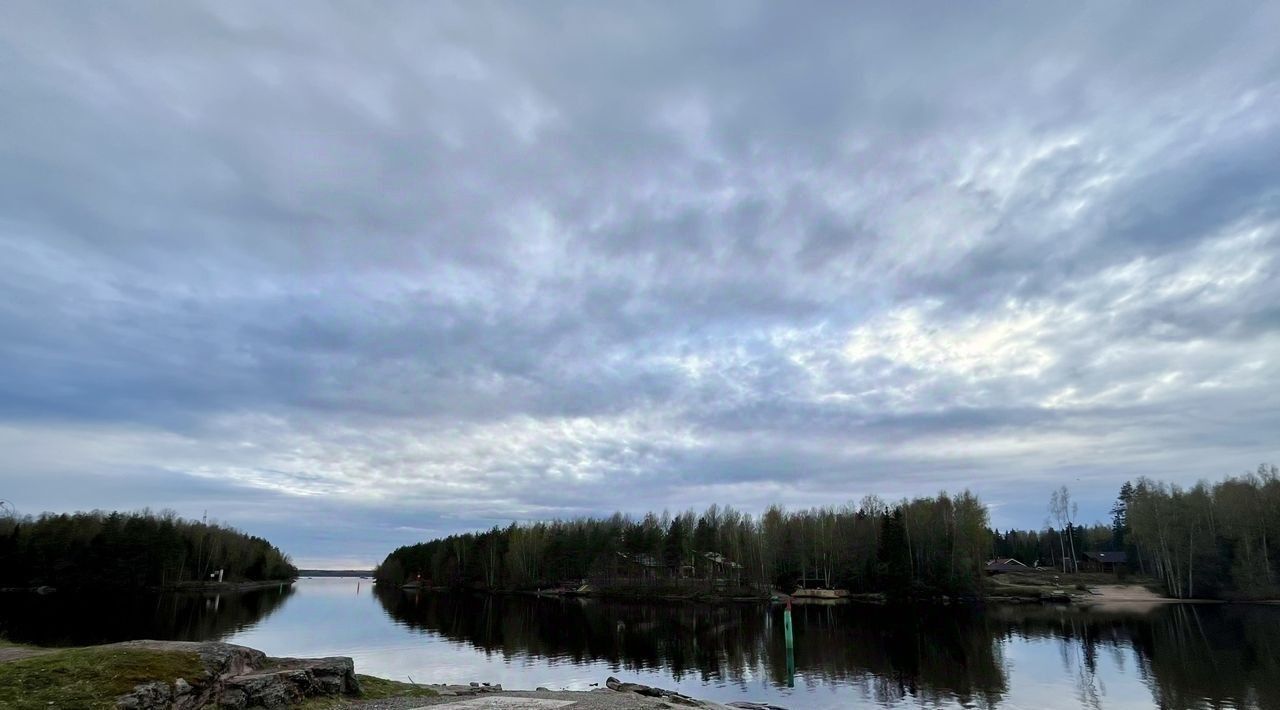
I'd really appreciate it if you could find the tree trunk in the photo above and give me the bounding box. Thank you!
[1067,524,1079,573]
[1187,527,1194,599]
[1263,529,1273,583]
[1058,529,1068,574]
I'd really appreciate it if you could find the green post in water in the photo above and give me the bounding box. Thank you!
[784,598,795,687]
[783,599,794,648]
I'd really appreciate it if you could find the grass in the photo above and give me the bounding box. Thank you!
[0,646,204,710]
[0,639,435,710]
[298,675,438,708]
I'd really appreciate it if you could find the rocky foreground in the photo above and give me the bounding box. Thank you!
[111,640,362,709]
[0,639,788,709]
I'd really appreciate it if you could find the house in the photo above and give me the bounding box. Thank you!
[616,551,664,580]
[700,551,743,583]
[1081,551,1128,573]
[985,558,1030,574]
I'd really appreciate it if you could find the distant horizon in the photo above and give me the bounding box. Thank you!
[3,3,1277,570]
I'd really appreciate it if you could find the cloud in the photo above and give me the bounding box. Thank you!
[1,2,1278,564]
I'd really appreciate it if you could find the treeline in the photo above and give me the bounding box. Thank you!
[993,466,1280,600]
[1121,465,1280,600]
[377,491,990,598]
[0,509,297,589]
[991,523,1115,570]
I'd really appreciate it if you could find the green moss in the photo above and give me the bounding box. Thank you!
[0,647,203,710]
[298,675,437,708]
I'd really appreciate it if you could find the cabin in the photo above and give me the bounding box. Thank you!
[1081,551,1128,573]
[615,550,745,584]
[701,551,743,583]
[615,551,663,580]
[985,558,1030,575]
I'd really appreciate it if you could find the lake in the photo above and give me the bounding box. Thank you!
[2,577,1277,709]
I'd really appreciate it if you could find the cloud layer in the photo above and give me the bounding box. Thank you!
[2,3,1278,565]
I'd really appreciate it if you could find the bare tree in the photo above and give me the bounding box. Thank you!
[1049,486,1079,573]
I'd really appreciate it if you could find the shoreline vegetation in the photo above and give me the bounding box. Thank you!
[377,467,1280,605]
[391,575,1273,608]
[0,510,298,593]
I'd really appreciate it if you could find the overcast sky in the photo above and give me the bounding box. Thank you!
[2,3,1278,567]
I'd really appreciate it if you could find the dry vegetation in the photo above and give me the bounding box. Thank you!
[0,646,203,710]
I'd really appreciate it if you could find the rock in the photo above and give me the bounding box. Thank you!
[116,681,172,710]
[605,676,708,707]
[109,641,360,710]
[270,656,361,696]
[224,668,310,708]
[171,677,197,706]
[105,640,266,681]
[223,657,360,708]
[217,687,247,710]
[536,686,551,691]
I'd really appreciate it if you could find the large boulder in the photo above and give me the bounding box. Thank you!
[111,641,360,710]
[269,656,361,696]
[220,657,361,708]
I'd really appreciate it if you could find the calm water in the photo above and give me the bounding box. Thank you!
[2,578,1278,709]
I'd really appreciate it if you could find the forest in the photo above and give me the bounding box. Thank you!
[1120,465,1280,600]
[379,466,1280,601]
[0,509,297,590]
[376,491,992,598]
[979,466,1280,601]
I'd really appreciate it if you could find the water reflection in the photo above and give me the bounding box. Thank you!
[984,604,1280,709]
[376,586,1280,710]
[3,578,1277,710]
[0,584,294,646]
[375,588,1008,707]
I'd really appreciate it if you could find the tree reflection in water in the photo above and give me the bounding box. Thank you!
[0,584,296,646]
[376,586,1280,710]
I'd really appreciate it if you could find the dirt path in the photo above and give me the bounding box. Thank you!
[1088,584,1168,602]
[1083,584,1220,611]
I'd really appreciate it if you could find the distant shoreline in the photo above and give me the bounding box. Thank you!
[161,578,296,593]
[387,579,1280,608]
[1,579,295,595]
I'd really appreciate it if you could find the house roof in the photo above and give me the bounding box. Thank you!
[984,558,1030,573]
[616,551,661,567]
[986,558,1026,567]
[701,551,743,569]
[1084,551,1128,563]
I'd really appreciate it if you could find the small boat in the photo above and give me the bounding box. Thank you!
[790,587,850,600]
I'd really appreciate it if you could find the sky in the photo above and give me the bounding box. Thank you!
[2,3,1278,568]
